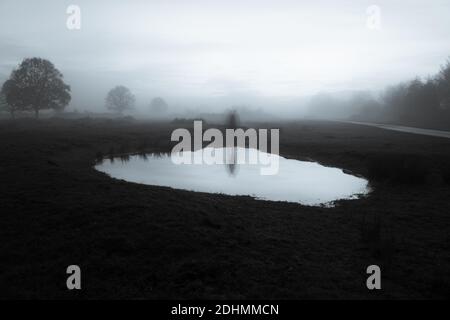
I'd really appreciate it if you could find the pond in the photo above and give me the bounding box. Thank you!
[95,147,370,206]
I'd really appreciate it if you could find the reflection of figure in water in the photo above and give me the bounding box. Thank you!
[226,110,239,176]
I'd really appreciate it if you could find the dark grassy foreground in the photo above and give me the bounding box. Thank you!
[1,118,450,299]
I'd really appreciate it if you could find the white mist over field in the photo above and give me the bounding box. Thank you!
[1,0,450,117]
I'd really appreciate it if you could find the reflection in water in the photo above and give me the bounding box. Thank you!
[225,147,238,176]
[119,154,130,163]
[95,148,370,206]
[137,153,148,161]
[226,110,239,176]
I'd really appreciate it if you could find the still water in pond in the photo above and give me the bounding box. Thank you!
[95,147,369,206]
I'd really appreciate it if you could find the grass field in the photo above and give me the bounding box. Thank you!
[1,118,450,299]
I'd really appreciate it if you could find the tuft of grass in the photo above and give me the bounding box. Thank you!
[95,151,104,163]
[137,140,149,154]
[359,213,396,267]
[367,154,430,184]
[441,166,450,185]
[108,146,115,162]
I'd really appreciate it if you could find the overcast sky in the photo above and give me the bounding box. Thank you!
[1,0,450,111]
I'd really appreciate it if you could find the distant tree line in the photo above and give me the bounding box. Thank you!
[104,87,169,116]
[1,57,169,119]
[374,59,450,128]
[307,58,450,129]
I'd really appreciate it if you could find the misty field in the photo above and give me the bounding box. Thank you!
[1,118,450,299]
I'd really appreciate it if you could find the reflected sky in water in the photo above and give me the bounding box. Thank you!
[95,148,369,206]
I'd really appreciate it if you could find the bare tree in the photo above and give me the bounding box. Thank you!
[105,86,135,114]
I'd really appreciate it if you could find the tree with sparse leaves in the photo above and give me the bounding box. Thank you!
[4,58,71,118]
[105,86,135,114]
[149,97,168,114]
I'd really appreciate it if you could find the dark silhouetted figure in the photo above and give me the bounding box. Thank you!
[225,109,240,176]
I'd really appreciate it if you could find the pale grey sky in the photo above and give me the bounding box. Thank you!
[1,0,450,111]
